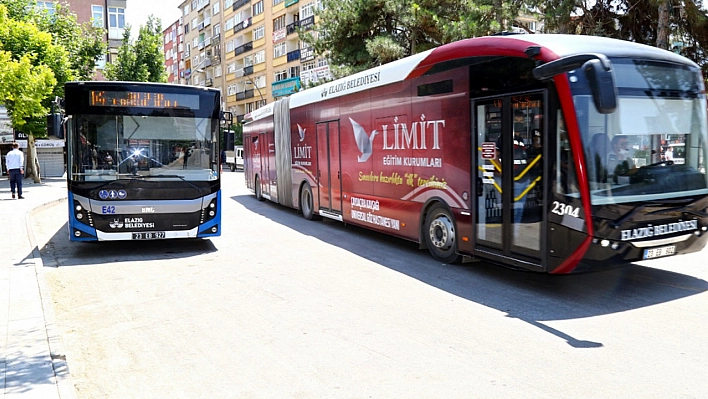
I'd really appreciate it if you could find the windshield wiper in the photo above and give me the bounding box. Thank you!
[612,198,707,228]
[646,197,708,218]
[130,174,203,192]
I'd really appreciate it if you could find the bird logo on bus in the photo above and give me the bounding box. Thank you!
[350,118,378,162]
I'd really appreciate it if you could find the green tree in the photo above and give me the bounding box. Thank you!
[0,4,60,181]
[105,16,167,82]
[302,0,471,72]
[34,3,107,81]
[0,0,106,181]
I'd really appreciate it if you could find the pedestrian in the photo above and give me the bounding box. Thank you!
[5,142,24,199]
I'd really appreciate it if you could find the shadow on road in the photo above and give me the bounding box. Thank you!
[231,194,708,348]
[35,221,217,268]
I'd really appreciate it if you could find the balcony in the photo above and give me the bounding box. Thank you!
[235,41,253,56]
[198,22,205,31]
[233,0,249,11]
[286,49,300,62]
[286,21,299,35]
[236,90,255,101]
[211,53,222,65]
[205,78,214,87]
[299,16,315,31]
[198,41,205,50]
[285,0,299,6]
[243,65,254,76]
[234,17,252,34]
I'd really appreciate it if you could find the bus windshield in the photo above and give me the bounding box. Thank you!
[571,59,708,204]
[68,114,218,182]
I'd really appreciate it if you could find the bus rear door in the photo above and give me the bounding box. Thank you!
[316,120,342,217]
[473,93,546,270]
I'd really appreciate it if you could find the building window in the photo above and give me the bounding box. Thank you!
[302,61,315,71]
[253,1,264,16]
[215,65,223,77]
[273,42,286,58]
[213,2,220,15]
[273,0,284,5]
[273,15,286,31]
[225,16,234,31]
[255,50,266,64]
[91,5,104,28]
[36,1,55,14]
[183,4,190,16]
[301,2,315,19]
[108,7,125,40]
[274,69,287,82]
[213,23,220,36]
[254,26,265,40]
[289,66,300,78]
[226,39,235,53]
[225,0,233,8]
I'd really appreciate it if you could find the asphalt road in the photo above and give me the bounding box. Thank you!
[34,171,708,399]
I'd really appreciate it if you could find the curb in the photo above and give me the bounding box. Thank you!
[25,197,77,399]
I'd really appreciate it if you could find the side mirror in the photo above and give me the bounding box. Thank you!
[584,59,617,114]
[532,52,618,114]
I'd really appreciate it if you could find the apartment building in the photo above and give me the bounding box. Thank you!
[177,0,225,107]
[163,20,184,84]
[169,0,331,123]
[44,0,128,78]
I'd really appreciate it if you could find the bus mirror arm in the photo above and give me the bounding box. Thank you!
[532,53,618,114]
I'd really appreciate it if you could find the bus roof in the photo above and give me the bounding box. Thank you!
[250,34,697,121]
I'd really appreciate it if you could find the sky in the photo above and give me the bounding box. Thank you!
[125,0,183,34]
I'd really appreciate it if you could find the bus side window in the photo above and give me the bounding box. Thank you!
[556,114,580,196]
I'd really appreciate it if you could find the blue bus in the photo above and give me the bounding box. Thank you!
[64,82,223,241]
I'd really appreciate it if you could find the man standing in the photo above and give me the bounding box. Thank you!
[5,142,24,199]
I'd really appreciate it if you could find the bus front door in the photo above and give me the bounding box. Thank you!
[473,94,546,269]
[316,120,342,216]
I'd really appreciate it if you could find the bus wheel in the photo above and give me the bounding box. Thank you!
[254,176,264,201]
[300,182,317,220]
[424,203,461,264]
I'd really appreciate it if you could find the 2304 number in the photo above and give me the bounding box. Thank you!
[551,201,580,218]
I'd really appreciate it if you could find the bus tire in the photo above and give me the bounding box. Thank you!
[229,163,235,172]
[300,182,317,220]
[254,176,264,201]
[424,203,461,264]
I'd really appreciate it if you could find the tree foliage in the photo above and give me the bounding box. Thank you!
[105,16,167,82]
[0,0,106,181]
[0,5,60,132]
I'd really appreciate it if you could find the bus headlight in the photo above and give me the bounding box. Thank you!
[201,198,218,223]
[73,200,94,227]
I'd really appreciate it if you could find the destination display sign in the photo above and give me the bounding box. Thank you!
[89,90,200,110]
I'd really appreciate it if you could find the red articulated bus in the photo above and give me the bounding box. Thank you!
[242,34,708,273]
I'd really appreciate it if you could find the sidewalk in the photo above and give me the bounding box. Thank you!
[1,176,75,399]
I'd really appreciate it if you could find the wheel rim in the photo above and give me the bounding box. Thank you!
[428,214,454,250]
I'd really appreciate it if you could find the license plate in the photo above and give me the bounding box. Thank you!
[643,245,676,259]
[132,232,166,240]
